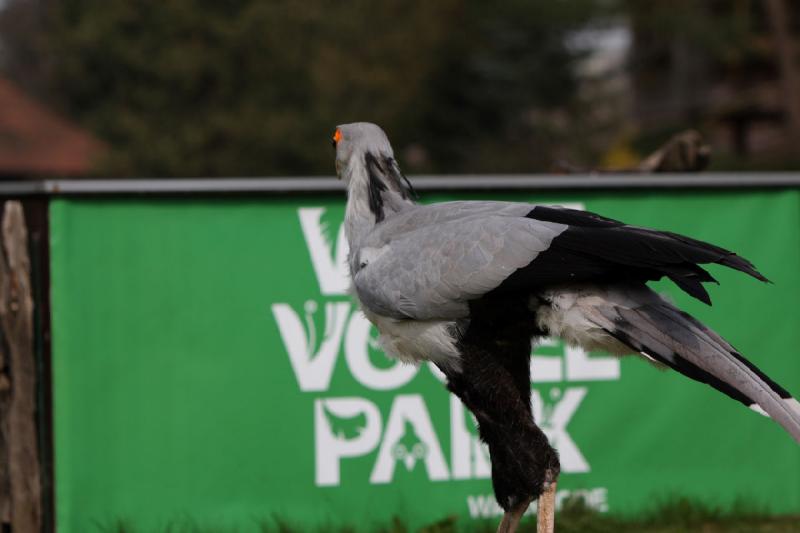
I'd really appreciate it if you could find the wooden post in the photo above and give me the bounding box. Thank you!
[1,310,10,529]
[0,201,41,533]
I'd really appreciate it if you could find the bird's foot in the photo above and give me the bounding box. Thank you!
[494,469,559,533]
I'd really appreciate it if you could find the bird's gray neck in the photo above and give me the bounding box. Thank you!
[343,152,415,246]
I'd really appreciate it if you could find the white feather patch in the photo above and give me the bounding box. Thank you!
[535,285,633,356]
[750,398,800,420]
[360,307,462,372]
[639,351,659,364]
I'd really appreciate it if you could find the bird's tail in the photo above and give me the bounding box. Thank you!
[537,284,800,443]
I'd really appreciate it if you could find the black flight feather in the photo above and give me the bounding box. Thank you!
[495,206,770,304]
[604,326,758,408]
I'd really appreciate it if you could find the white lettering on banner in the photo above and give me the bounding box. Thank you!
[531,337,563,383]
[466,487,608,518]
[312,389,589,486]
[427,361,448,383]
[370,395,450,483]
[566,344,620,381]
[533,337,621,383]
[345,313,419,390]
[272,205,621,504]
[315,398,382,486]
[533,388,590,473]
[273,301,350,392]
[298,208,350,295]
[274,302,422,391]
[467,493,503,518]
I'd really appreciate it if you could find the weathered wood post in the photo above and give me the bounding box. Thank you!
[0,201,42,533]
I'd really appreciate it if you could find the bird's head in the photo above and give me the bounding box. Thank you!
[331,123,417,224]
[331,122,395,183]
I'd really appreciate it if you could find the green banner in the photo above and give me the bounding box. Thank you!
[50,188,800,532]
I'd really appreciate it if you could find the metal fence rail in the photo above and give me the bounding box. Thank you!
[1,172,800,196]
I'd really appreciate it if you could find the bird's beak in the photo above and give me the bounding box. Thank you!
[332,128,343,179]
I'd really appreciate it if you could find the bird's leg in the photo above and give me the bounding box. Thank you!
[479,419,558,533]
[496,469,558,533]
[536,471,558,533]
[497,496,534,533]
[439,301,560,533]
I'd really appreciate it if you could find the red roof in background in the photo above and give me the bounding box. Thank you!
[0,77,105,176]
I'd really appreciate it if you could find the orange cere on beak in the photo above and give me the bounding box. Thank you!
[332,128,343,178]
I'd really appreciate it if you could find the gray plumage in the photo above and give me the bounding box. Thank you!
[333,121,800,446]
[352,202,566,320]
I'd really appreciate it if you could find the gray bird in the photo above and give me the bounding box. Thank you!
[332,122,800,533]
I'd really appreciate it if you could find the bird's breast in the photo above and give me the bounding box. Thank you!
[359,306,462,371]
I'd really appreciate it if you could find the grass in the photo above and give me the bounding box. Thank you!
[103,497,800,533]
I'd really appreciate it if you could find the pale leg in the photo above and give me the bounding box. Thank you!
[536,477,557,533]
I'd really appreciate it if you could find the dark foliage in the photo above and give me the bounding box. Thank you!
[33,0,601,177]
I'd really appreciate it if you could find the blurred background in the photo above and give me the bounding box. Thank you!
[1,3,799,532]
[0,0,798,180]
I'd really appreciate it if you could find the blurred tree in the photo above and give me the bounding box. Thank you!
[33,0,601,177]
[765,0,800,141]
[3,0,798,175]
[40,0,463,176]
[416,0,604,173]
[625,0,800,166]
[0,0,53,100]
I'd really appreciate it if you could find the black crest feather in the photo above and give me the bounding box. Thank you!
[365,152,388,222]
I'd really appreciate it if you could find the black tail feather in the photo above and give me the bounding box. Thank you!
[598,298,800,443]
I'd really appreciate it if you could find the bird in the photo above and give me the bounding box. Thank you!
[555,129,711,174]
[331,122,800,533]
[636,129,711,173]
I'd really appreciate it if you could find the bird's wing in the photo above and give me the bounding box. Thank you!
[352,206,568,320]
[495,205,767,305]
[353,202,768,321]
[361,200,541,240]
